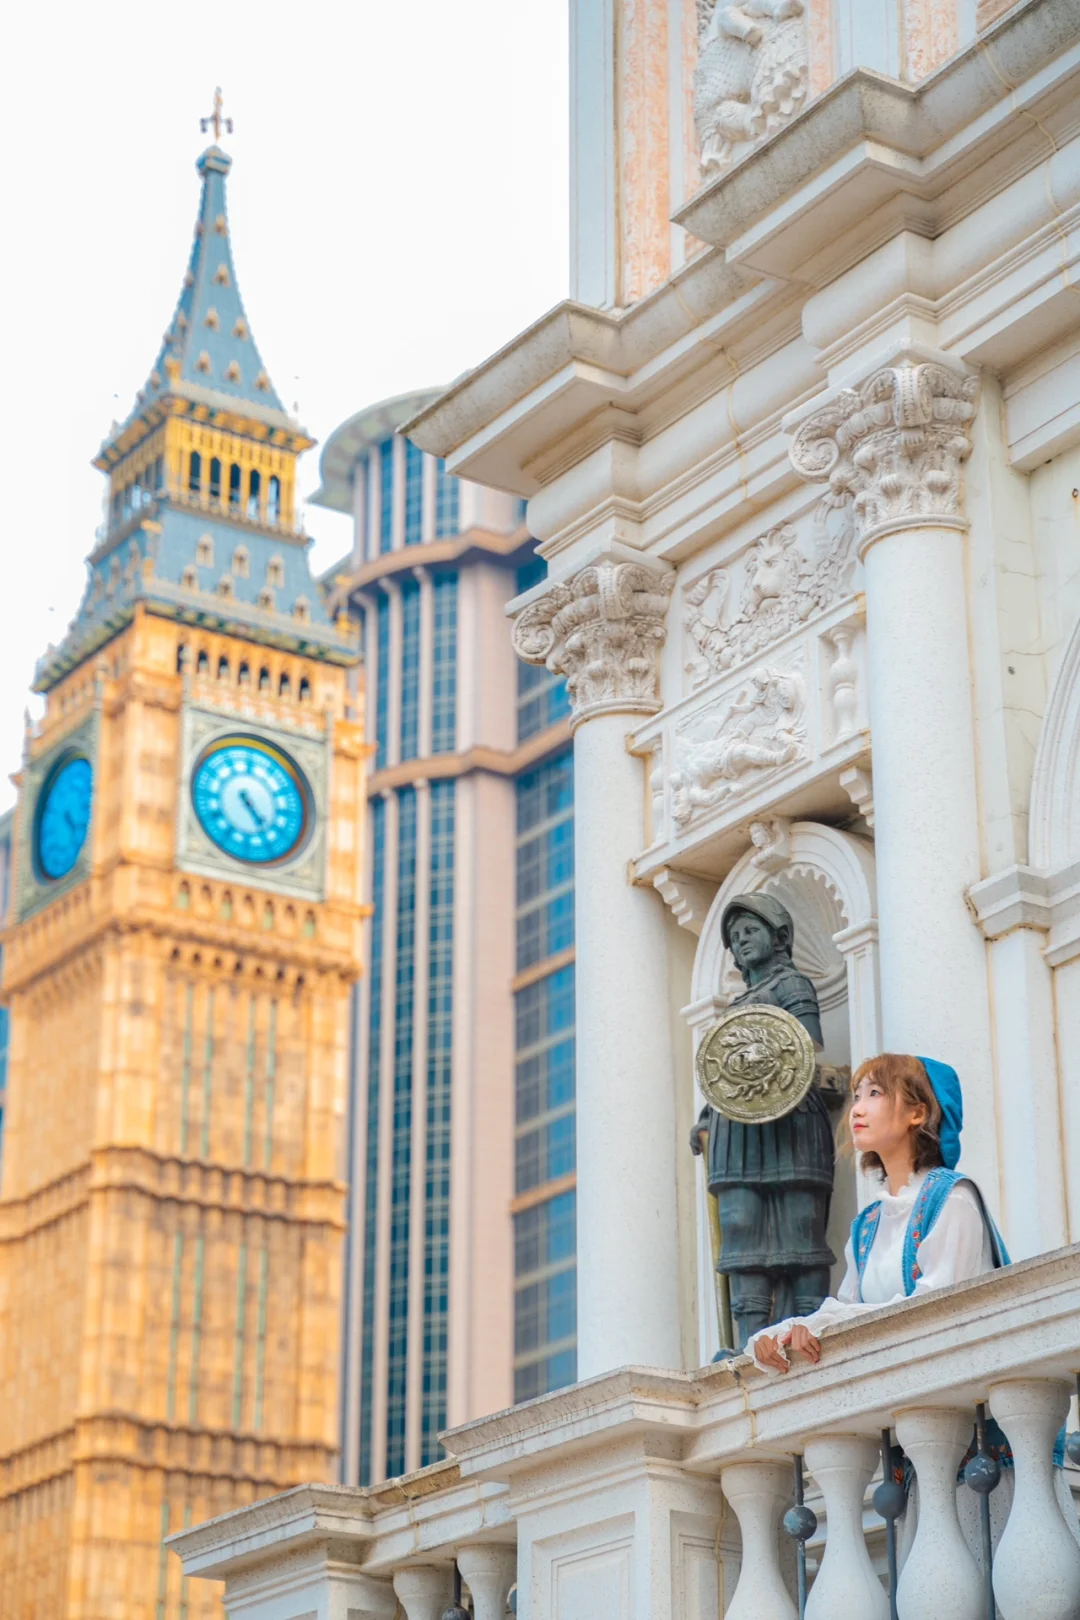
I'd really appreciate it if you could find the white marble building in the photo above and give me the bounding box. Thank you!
[172,3,1080,1616]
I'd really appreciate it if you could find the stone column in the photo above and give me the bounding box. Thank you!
[512,550,682,1377]
[791,361,998,1190]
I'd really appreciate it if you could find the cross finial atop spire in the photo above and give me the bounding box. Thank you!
[200,87,233,143]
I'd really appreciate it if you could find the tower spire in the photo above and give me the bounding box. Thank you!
[200,87,233,143]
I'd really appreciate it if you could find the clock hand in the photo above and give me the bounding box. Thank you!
[239,787,266,828]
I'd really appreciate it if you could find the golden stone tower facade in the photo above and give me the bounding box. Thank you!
[0,116,364,1619]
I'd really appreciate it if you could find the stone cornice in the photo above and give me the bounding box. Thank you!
[676,0,1080,255]
[968,859,1080,967]
[510,548,675,730]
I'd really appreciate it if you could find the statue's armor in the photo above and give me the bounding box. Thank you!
[693,893,837,1346]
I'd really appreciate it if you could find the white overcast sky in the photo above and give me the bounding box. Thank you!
[0,0,569,809]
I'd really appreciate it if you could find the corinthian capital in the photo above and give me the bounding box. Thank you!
[511,555,675,729]
[789,362,980,551]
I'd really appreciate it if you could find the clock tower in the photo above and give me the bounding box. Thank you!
[0,119,364,1619]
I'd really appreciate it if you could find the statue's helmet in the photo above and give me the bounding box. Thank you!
[720,891,795,956]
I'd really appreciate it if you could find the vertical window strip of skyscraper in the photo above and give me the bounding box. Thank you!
[430,572,458,755]
[421,779,455,1463]
[379,438,395,554]
[375,596,391,771]
[434,460,459,538]
[399,580,421,763]
[404,441,424,546]
[515,561,570,743]
[358,797,386,1486]
[512,751,577,1404]
[385,786,417,1478]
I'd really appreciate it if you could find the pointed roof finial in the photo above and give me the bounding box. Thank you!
[200,87,233,144]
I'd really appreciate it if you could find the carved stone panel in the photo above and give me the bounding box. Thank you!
[670,655,809,827]
[694,1,809,175]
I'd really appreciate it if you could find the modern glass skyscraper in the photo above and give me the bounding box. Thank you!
[314,397,576,1485]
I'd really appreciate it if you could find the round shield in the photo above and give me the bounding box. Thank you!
[695,1003,816,1124]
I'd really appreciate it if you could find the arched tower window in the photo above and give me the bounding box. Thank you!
[176,643,189,673]
[229,463,242,509]
[232,545,250,579]
[189,451,202,495]
[218,656,230,680]
[196,534,214,567]
[298,676,311,702]
[258,667,271,691]
[209,457,222,500]
[238,661,251,685]
[247,468,261,521]
[197,649,210,674]
[279,671,292,698]
[268,475,281,523]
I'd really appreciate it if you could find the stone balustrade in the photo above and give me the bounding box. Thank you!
[170,1245,1080,1620]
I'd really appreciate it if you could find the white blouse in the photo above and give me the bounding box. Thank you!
[748,1172,994,1370]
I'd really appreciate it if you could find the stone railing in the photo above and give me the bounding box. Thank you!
[170,1244,1080,1620]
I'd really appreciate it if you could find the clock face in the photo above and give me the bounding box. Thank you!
[36,755,94,881]
[191,736,310,865]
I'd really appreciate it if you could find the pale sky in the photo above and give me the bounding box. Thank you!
[0,0,569,809]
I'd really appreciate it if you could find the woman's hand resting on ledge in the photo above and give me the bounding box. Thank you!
[751,1322,822,1373]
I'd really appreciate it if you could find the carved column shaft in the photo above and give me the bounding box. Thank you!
[511,554,683,1376]
[790,361,997,1189]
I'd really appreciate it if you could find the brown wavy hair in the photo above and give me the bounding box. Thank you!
[846,1053,944,1177]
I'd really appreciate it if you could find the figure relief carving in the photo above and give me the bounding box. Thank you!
[684,512,855,686]
[670,664,807,826]
[789,362,980,546]
[694,0,808,175]
[511,557,675,727]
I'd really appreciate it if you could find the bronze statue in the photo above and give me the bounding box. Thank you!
[691,893,836,1350]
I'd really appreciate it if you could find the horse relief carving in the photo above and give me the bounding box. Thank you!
[670,665,808,826]
[684,512,855,687]
[694,0,808,174]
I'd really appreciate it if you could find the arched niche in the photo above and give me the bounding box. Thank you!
[1029,611,1080,872]
[683,820,879,1363]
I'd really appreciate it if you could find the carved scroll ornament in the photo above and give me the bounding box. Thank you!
[789,363,980,548]
[511,558,675,728]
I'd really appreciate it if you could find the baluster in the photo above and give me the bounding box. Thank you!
[720,1459,798,1620]
[964,1401,1001,1620]
[894,1408,983,1620]
[456,1546,518,1620]
[394,1566,454,1620]
[872,1428,905,1620]
[989,1379,1080,1620]
[804,1434,889,1620]
[783,1453,817,1618]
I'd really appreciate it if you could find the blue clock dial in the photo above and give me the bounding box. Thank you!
[192,737,310,865]
[36,755,94,882]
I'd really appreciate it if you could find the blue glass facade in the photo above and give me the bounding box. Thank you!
[435,461,459,538]
[399,580,421,762]
[358,796,386,1485]
[404,441,424,546]
[385,786,417,1479]
[379,439,395,553]
[513,749,577,1404]
[431,573,458,755]
[375,596,390,771]
[421,779,455,1463]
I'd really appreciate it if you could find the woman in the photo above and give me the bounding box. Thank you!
[748,1053,1079,1557]
[749,1052,1004,1374]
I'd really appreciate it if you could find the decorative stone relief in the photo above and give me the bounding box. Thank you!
[694,0,808,175]
[748,816,791,871]
[684,512,855,686]
[670,663,808,826]
[512,556,675,728]
[789,363,980,547]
